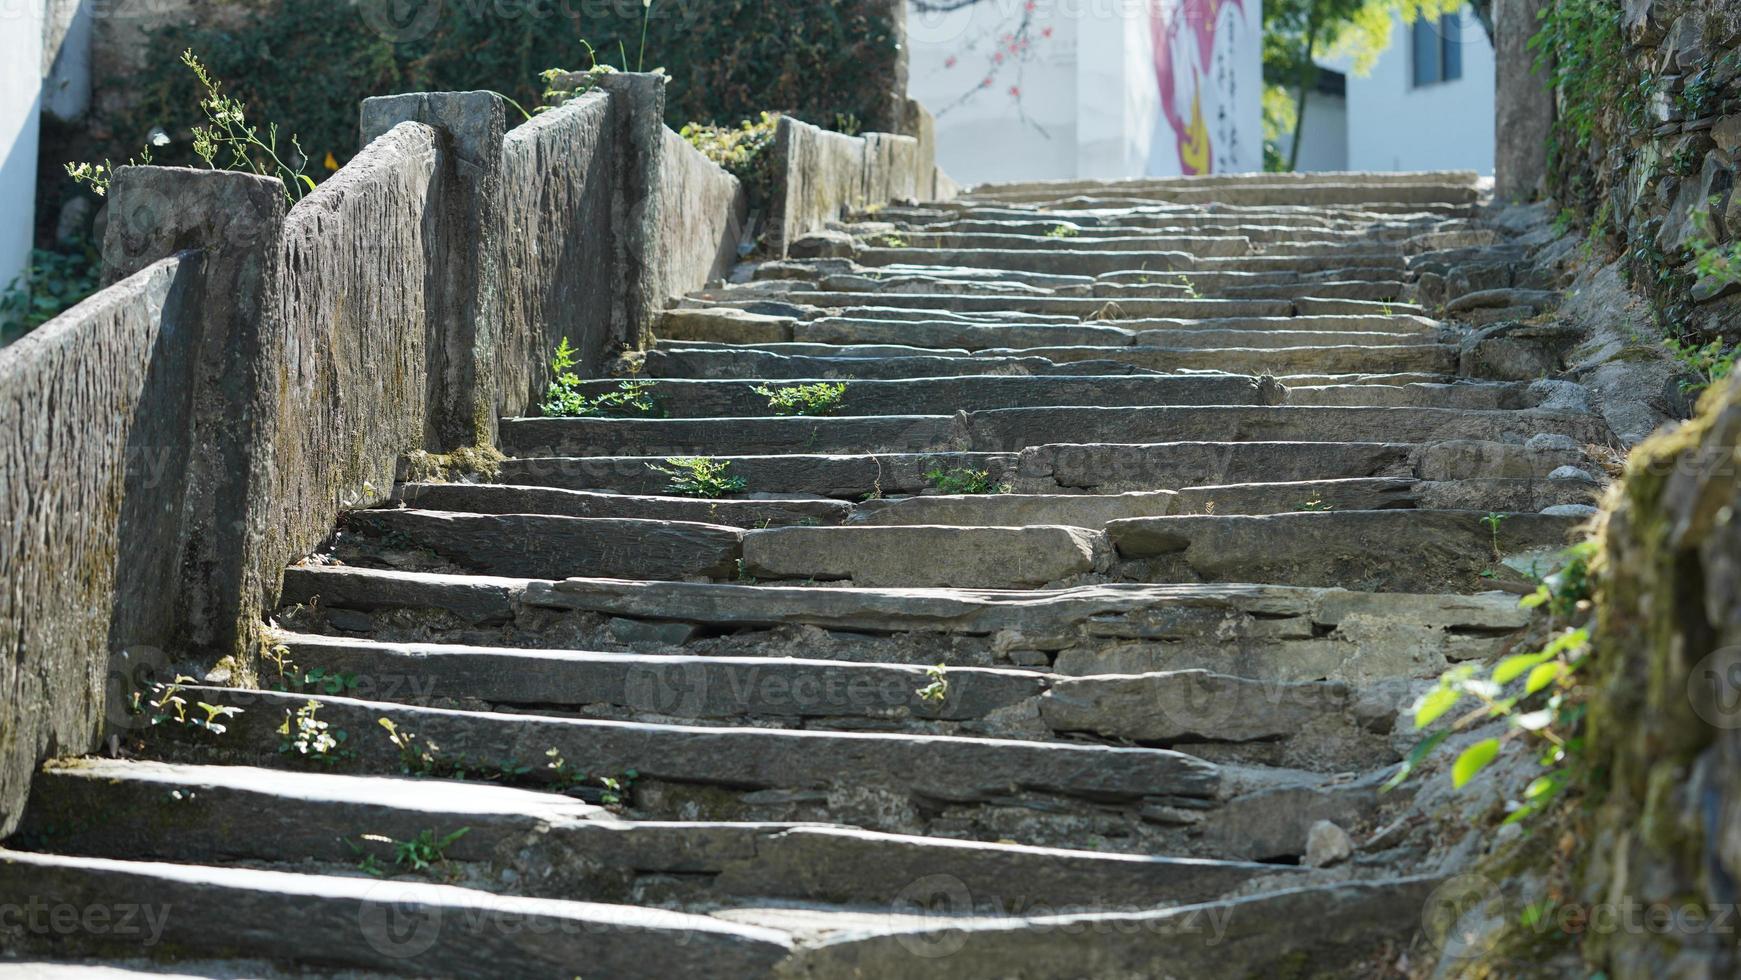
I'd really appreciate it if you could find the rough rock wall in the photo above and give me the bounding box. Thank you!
[1578,373,1741,979]
[0,258,193,833]
[766,116,936,256]
[496,93,617,419]
[653,127,748,305]
[238,123,445,653]
[1555,0,1741,338]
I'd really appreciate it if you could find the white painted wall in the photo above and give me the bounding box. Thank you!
[1343,7,1495,174]
[908,0,1262,186]
[2,0,47,293]
[1290,91,1349,172]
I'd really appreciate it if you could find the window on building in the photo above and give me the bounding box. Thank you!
[1412,12,1463,87]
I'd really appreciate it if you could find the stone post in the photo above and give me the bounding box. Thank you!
[1495,0,1554,202]
[360,91,508,449]
[101,166,287,655]
[596,72,670,358]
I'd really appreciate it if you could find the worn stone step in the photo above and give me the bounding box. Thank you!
[0,848,791,977]
[635,345,1454,381]
[564,373,1284,417]
[341,509,742,581]
[1169,476,1598,515]
[1123,328,1434,350]
[500,406,1605,459]
[742,524,1113,589]
[875,231,1255,256]
[783,291,1296,319]
[1105,509,1578,593]
[963,179,1477,206]
[21,760,1301,914]
[845,491,1179,528]
[149,686,1224,852]
[397,482,852,527]
[495,451,1019,499]
[783,876,1446,979]
[277,566,1530,680]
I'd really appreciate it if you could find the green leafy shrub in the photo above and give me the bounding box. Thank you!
[649,457,746,498]
[924,467,1009,495]
[681,112,781,211]
[0,238,101,344]
[752,381,846,416]
[540,338,661,417]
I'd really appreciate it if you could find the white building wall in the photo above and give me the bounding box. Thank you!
[908,0,1262,186]
[1290,91,1350,172]
[1344,8,1495,174]
[2,0,47,293]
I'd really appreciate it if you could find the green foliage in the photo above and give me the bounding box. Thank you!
[1264,0,1463,169]
[76,50,314,204]
[0,237,101,344]
[119,0,900,181]
[1045,223,1080,239]
[649,457,746,498]
[1528,0,1633,175]
[680,112,782,210]
[540,339,661,417]
[353,827,471,877]
[916,664,949,704]
[278,700,350,764]
[1482,511,1508,561]
[1665,338,1736,397]
[1389,541,1598,824]
[144,677,243,736]
[547,749,637,808]
[752,382,847,416]
[925,467,1009,495]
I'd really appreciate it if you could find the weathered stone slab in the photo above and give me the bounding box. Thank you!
[398,482,852,527]
[497,452,1017,498]
[1040,670,1352,742]
[742,525,1114,588]
[1021,441,1417,491]
[1127,328,1431,350]
[795,317,1134,350]
[345,509,743,580]
[1106,510,1581,592]
[500,414,968,457]
[658,307,795,344]
[996,343,1460,376]
[849,491,1179,528]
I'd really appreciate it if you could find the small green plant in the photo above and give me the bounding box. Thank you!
[1298,497,1331,512]
[924,467,1008,495]
[1664,338,1735,396]
[1046,223,1080,239]
[916,664,949,704]
[146,677,243,736]
[541,338,661,417]
[680,112,781,208]
[833,111,862,136]
[71,50,314,204]
[353,827,471,877]
[871,233,908,249]
[752,382,847,416]
[380,718,440,775]
[279,699,349,764]
[1481,512,1508,562]
[649,457,746,498]
[1174,274,1200,299]
[547,749,637,807]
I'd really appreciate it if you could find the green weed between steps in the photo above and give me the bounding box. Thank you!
[753,382,847,416]
[649,457,746,497]
[352,827,471,879]
[379,719,636,809]
[916,664,949,704]
[1046,223,1079,239]
[279,699,351,765]
[541,338,662,418]
[924,467,1009,495]
[142,676,243,737]
[1387,540,1598,826]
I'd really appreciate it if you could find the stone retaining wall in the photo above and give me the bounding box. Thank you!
[767,112,956,256]
[0,72,937,834]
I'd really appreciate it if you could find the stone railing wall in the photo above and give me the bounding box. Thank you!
[0,73,942,833]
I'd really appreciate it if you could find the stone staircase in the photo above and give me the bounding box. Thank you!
[3,172,1607,977]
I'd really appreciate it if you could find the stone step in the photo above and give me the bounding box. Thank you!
[737,510,1576,592]
[562,373,1285,417]
[498,406,1607,458]
[19,759,1296,912]
[961,181,1478,207]
[261,635,1394,768]
[0,848,791,977]
[777,292,1299,319]
[277,566,1530,680]
[854,247,1405,277]
[890,220,1391,244]
[145,686,1229,852]
[871,231,1256,256]
[397,482,852,527]
[496,451,1019,499]
[340,509,743,582]
[1120,328,1434,350]
[636,344,1459,380]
